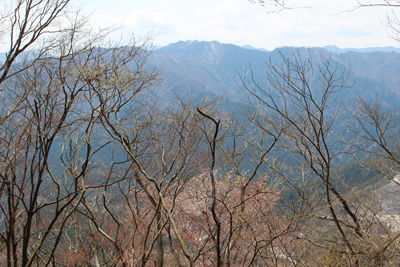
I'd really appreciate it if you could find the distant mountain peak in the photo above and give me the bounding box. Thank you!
[323,45,400,54]
[241,45,269,52]
[186,40,199,45]
[157,41,399,55]
[156,40,236,62]
[156,40,271,58]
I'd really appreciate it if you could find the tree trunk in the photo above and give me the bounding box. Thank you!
[156,208,164,267]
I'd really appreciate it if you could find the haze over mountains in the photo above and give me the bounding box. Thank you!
[149,40,400,107]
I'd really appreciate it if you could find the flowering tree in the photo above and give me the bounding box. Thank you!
[172,171,292,266]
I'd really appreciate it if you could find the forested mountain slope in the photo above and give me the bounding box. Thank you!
[149,40,400,108]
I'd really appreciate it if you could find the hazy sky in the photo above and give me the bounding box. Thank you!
[68,0,400,49]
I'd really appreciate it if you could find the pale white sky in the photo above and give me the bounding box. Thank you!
[42,0,400,50]
[76,0,400,50]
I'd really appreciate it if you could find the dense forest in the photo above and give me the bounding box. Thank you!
[1,0,400,266]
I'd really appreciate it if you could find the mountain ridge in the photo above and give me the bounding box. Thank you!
[155,40,400,54]
[150,40,400,107]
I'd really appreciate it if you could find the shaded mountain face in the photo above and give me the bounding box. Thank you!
[148,41,272,104]
[149,40,400,108]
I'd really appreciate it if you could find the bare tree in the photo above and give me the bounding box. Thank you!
[82,89,220,266]
[0,6,160,264]
[342,0,400,43]
[247,0,310,11]
[349,97,400,181]
[353,0,400,9]
[241,50,370,265]
[0,0,74,85]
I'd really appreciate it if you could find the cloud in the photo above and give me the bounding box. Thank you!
[84,0,398,50]
[337,28,373,37]
[195,4,245,31]
[90,9,178,37]
[125,10,178,35]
